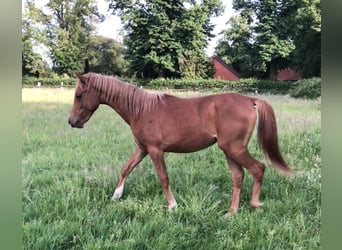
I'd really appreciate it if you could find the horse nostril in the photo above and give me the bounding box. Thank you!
[68,118,75,126]
[68,118,82,128]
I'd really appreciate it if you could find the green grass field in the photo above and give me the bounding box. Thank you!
[22,88,321,249]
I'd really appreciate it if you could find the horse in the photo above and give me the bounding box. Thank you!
[68,72,293,215]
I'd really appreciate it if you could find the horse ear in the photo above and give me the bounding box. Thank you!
[75,73,87,85]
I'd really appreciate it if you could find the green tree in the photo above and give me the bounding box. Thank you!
[253,0,296,80]
[108,0,223,79]
[86,36,128,76]
[292,0,321,78]
[215,15,258,78]
[22,34,48,78]
[22,0,49,77]
[27,0,104,76]
[216,0,320,79]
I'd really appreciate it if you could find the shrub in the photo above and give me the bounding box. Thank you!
[22,77,76,87]
[22,75,297,96]
[290,78,321,99]
[144,78,294,94]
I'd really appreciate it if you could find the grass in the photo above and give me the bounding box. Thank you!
[22,88,321,249]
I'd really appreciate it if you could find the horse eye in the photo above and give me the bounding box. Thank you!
[76,94,82,100]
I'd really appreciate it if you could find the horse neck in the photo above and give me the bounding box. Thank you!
[94,78,151,125]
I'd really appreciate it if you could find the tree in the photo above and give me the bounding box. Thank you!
[86,36,128,76]
[216,0,321,79]
[22,0,49,77]
[27,0,104,76]
[215,15,259,78]
[292,0,321,78]
[253,1,296,80]
[108,0,223,79]
[22,34,48,78]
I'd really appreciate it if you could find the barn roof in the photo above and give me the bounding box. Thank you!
[211,55,240,78]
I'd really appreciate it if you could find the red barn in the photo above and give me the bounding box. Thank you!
[211,56,240,81]
[276,68,300,81]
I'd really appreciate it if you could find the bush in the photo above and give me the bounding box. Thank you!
[144,78,294,94]
[290,78,321,99]
[22,76,76,87]
[22,75,298,96]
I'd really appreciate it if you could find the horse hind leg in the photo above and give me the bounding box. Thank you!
[220,144,265,214]
[226,157,245,215]
[111,147,147,200]
[231,148,265,209]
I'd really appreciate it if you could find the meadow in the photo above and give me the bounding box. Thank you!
[22,87,321,249]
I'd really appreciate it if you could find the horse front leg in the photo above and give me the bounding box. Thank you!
[111,147,147,200]
[148,146,177,209]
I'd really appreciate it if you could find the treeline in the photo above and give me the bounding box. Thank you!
[22,0,320,80]
[22,0,321,79]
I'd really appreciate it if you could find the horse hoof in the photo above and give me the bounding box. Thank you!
[111,186,124,200]
[168,202,178,210]
[250,201,264,208]
[226,208,238,217]
[111,195,120,201]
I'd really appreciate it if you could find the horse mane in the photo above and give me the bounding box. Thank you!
[84,73,164,116]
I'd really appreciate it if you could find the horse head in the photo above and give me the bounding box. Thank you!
[68,73,100,128]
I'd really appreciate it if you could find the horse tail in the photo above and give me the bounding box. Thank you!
[254,99,293,175]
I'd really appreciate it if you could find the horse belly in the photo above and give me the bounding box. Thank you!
[162,100,218,153]
[163,130,217,153]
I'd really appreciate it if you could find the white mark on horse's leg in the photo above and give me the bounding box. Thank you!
[168,200,178,210]
[111,184,124,200]
[168,191,178,210]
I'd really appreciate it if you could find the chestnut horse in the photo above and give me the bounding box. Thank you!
[68,73,292,215]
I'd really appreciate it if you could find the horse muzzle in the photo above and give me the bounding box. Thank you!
[68,118,84,128]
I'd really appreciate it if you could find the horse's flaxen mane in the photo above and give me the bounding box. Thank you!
[85,73,164,116]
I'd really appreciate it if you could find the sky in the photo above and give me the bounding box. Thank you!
[31,0,236,57]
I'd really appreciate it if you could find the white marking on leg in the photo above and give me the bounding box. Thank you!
[168,200,178,210]
[111,184,124,200]
[168,192,178,210]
